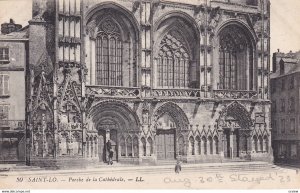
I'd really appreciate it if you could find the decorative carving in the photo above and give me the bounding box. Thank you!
[152,88,201,98]
[213,90,258,99]
[86,86,140,98]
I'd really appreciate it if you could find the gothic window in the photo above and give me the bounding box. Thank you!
[202,136,207,155]
[133,136,139,157]
[208,136,213,154]
[147,137,153,156]
[258,136,263,152]
[214,136,219,154]
[195,136,201,155]
[96,19,123,86]
[219,26,253,90]
[141,137,146,156]
[156,30,190,88]
[120,136,126,156]
[126,136,132,157]
[189,136,195,155]
[178,136,184,156]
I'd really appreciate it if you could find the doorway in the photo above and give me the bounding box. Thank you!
[156,129,175,160]
[98,129,118,163]
[223,128,240,158]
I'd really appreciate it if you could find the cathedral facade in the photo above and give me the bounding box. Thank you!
[26,0,272,167]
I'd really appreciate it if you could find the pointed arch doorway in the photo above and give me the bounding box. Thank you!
[156,114,176,160]
[218,102,253,159]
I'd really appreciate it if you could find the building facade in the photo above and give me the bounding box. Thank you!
[26,0,272,167]
[0,22,28,163]
[271,51,300,164]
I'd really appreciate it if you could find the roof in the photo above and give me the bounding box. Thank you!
[0,25,29,40]
[271,61,300,79]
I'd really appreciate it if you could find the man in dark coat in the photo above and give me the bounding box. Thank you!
[106,140,113,165]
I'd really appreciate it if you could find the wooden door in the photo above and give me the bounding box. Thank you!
[156,130,175,160]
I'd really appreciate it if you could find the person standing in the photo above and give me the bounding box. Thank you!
[106,140,113,165]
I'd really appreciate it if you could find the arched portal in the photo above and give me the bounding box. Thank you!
[87,101,140,163]
[217,102,253,159]
[152,102,189,160]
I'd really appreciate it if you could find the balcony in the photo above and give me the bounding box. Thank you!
[86,85,140,98]
[151,88,201,99]
[213,90,258,99]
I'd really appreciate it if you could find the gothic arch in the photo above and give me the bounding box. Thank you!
[153,12,200,88]
[85,2,140,36]
[217,102,254,129]
[85,2,140,87]
[152,102,189,131]
[88,100,141,132]
[213,20,257,91]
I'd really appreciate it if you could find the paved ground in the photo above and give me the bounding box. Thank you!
[0,162,299,189]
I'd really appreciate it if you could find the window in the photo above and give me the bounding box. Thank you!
[0,74,9,96]
[0,105,9,126]
[289,97,295,112]
[156,30,190,88]
[96,19,123,86]
[281,119,285,134]
[280,99,285,112]
[0,48,9,62]
[252,135,258,152]
[219,25,253,90]
[290,118,296,133]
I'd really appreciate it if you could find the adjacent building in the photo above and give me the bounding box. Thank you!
[271,50,300,164]
[25,0,272,167]
[0,20,28,163]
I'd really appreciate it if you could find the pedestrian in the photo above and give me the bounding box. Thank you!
[106,140,113,165]
[175,159,181,174]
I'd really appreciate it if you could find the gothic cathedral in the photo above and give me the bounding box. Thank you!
[26,0,272,167]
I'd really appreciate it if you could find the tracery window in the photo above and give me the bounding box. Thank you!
[178,136,184,156]
[156,30,190,88]
[214,136,219,154]
[133,136,139,157]
[96,19,123,86]
[219,26,253,90]
[141,137,146,156]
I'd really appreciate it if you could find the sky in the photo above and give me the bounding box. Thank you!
[0,0,300,54]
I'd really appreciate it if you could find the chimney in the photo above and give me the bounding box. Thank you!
[1,19,22,35]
